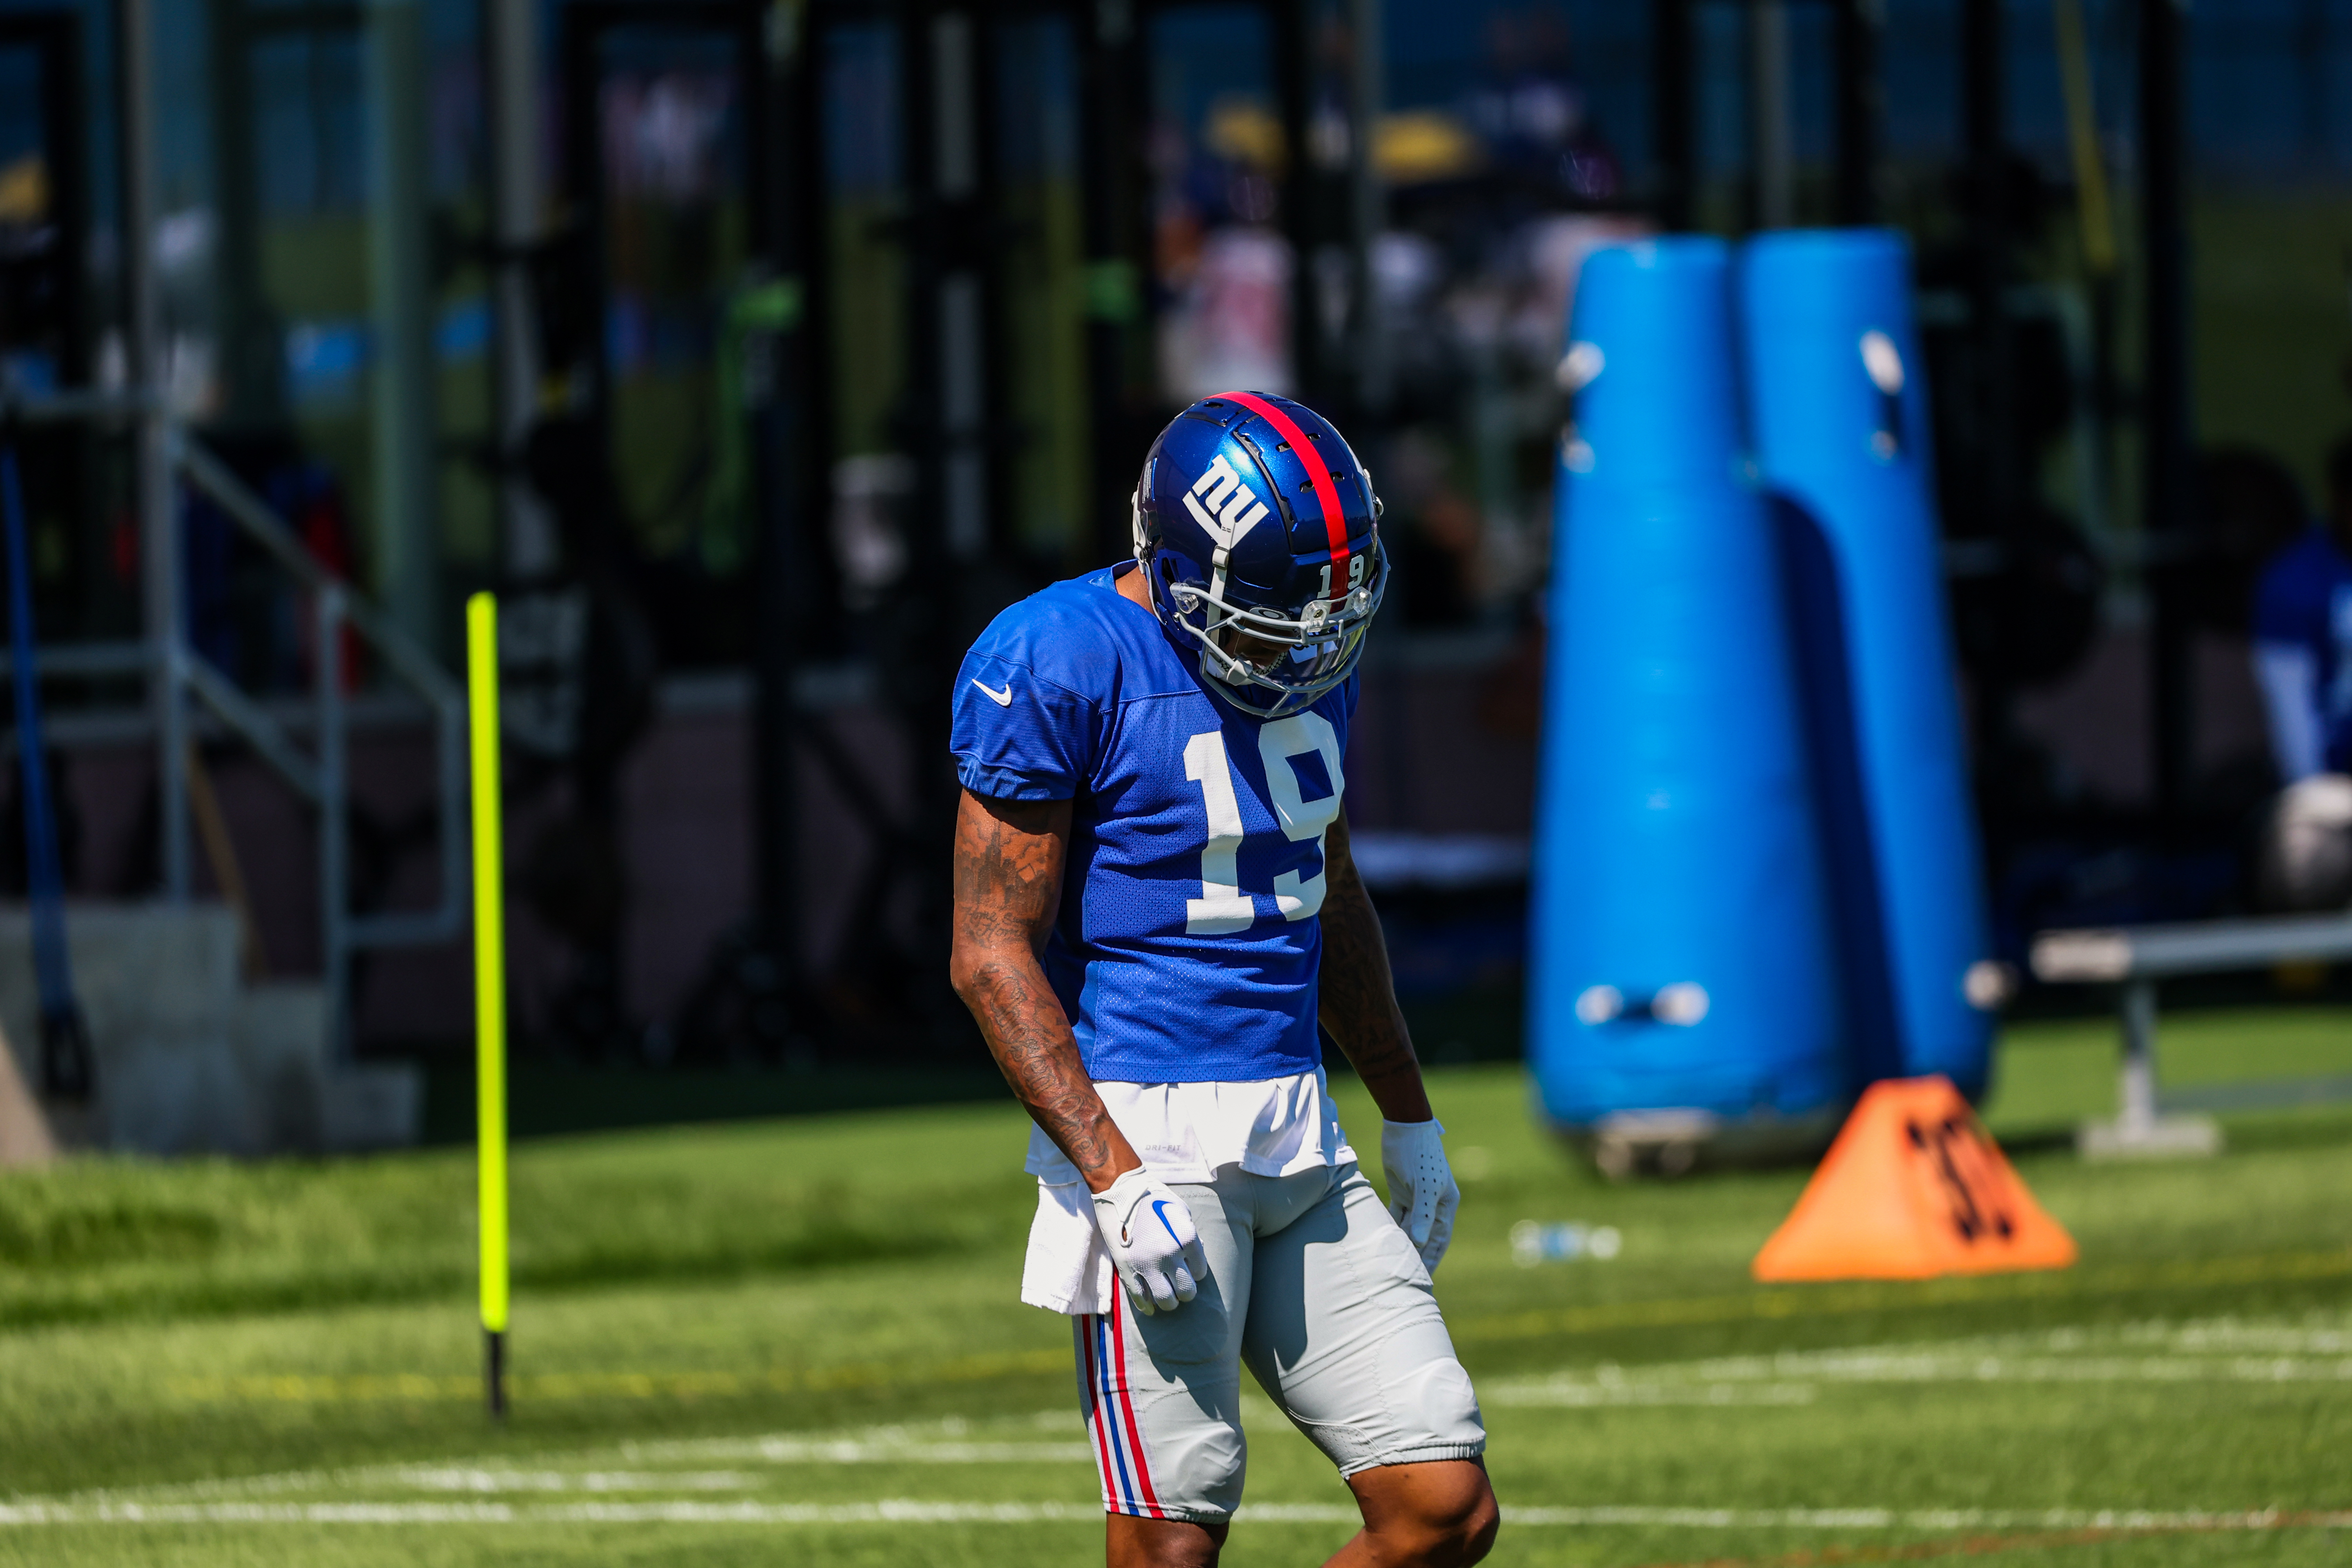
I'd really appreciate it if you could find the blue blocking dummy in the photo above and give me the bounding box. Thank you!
[1739,229,1994,1096]
[1528,239,1846,1132]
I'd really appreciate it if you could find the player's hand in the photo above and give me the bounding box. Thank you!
[1381,1118,1460,1275]
[1091,1166,1207,1315]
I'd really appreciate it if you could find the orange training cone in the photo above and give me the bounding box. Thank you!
[1752,1075,2076,1282]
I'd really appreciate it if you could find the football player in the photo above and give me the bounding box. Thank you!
[949,392,1496,1568]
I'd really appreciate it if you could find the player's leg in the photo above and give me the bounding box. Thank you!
[1241,1163,1495,1568]
[1078,1170,1258,1567]
[1106,1512,1227,1568]
[1332,1459,1498,1568]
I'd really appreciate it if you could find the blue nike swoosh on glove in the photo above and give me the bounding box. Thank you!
[1151,1200,1182,1244]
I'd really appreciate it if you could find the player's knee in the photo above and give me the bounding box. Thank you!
[1453,1480,1501,1565]
[1417,1472,1498,1566]
[1365,1463,1497,1567]
[1106,1514,1226,1568]
[1421,1486,1496,1568]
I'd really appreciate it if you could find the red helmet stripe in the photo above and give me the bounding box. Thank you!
[1216,390,1349,599]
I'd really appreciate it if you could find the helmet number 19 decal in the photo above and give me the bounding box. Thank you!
[1180,716,1347,935]
[1317,555,1368,599]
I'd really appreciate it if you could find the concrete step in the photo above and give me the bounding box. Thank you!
[0,902,419,1156]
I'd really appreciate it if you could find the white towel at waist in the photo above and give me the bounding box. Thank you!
[1018,1066,1356,1316]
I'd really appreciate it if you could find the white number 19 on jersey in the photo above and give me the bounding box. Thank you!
[1182,714,1346,935]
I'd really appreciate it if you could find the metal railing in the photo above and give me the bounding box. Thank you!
[176,438,469,1046]
[0,392,467,1057]
[2029,911,2352,1158]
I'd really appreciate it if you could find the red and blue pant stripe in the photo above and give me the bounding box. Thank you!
[1076,1287,1163,1518]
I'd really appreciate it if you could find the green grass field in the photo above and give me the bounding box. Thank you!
[2,1006,2349,1567]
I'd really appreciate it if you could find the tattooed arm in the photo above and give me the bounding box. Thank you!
[1316,811,1436,1123]
[949,788,1142,1192]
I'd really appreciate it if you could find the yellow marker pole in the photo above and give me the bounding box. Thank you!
[2053,0,2117,278]
[466,592,509,1419]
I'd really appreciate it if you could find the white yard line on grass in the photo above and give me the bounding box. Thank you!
[3,1500,2351,1532]
[385,1448,1097,1489]
[13,1415,1088,1512]
[392,1470,766,1494]
[1487,1311,2352,1405]
[19,1315,2349,1535]
[1497,1507,2352,1531]
[617,1438,1096,1465]
[1485,1383,1820,1407]
[0,1501,1111,1526]
[1489,1356,2352,1403]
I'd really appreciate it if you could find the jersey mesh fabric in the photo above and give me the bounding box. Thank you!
[950,564,1357,1084]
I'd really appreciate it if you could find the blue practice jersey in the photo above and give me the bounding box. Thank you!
[950,564,1357,1083]
[2254,529,2352,771]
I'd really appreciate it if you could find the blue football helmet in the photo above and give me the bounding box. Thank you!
[1132,391,1388,717]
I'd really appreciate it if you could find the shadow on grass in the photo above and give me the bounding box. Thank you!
[417,1063,1014,1145]
[0,1215,982,1332]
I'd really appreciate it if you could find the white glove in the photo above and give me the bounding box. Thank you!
[1092,1167,1208,1315]
[1381,1119,1460,1275]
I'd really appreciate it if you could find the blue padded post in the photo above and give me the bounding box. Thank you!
[1527,239,1847,1132]
[1739,229,1994,1096]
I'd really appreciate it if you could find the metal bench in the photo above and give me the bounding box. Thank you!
[2029,913,2352,1158]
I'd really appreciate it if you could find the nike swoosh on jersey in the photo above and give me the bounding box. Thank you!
[971,679,1013,706]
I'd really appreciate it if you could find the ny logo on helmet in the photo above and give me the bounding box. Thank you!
[1182,454,1269,552]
